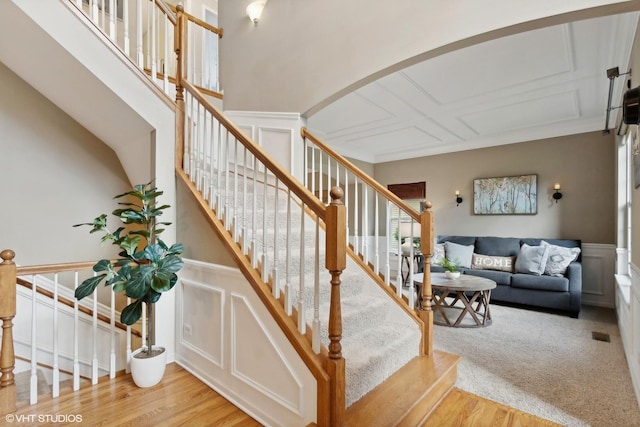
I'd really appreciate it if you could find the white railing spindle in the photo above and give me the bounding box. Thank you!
[73,271,80,390]
[30,276,37,404]
[52,273,60,398]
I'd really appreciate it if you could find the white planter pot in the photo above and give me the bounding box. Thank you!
[444,271,461,280]
[131,346,167,388]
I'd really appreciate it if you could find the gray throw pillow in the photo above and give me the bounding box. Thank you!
[515,243,549,276]
[444,241,474,268]
[541,240,581,277]
[431,243,445,265]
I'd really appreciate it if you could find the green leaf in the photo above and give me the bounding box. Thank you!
[121,299,143,325]
[144,244,164,264]
[167,243,184,256]
[93,259,112,272]
[145,290,161,304]
[126,265,154,298]
[151,275,171,293]
[119,236,141,257]
[75,275,106,300]
[158,254,184,274]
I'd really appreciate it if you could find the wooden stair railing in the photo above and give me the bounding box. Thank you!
[301,127,434,356]
[0,250,141,409]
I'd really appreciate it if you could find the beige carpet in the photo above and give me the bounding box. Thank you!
[434,304,640,427]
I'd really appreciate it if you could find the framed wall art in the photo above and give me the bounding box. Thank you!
[473,174,537,215]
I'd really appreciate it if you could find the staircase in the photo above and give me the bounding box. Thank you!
[0,0,459,425]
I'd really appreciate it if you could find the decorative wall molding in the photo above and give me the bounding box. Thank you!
[224,110,306,182]
[616,262,640,410]
[581,243,615,308]
[176,259,316,427]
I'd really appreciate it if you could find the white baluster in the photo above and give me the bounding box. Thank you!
[285,189,292,316]
[91,0,99,23]
[52,273,60,398]
[109,0,116,39]
[100,0,105,30]
[408,218,416,308]
[163,14,170,93]
[224,131,231,229]
[123,0,130,56]
[242,146,248,253]
[344,169,350,246]
[272,179,280,298]
[126,296,132,373]
[298,204,306,334]
[354,178,359,255]
[385,200,391,285]
[110,284,116,379]
[311,146,316,198]
[30,276,37,404]
[209,115,216,210]
[251,158,258,269]
[216,119,223,216]
[261,168,268,281]
[363,186,369,264]
[150,1,157,82]
[374,193,379,275]
[233,138,239,241]
[312,221,320,353]
[92,279,98,385]
[318,151,323,203]
[73,271,80,390]
[326,156,331,203]
[136,0,143,67]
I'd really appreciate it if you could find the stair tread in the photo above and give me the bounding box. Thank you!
[345,350,461,426]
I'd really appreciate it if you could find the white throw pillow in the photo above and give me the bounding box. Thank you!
[515,244,549,276]
[444,241,474,268]
[541,241,581,277]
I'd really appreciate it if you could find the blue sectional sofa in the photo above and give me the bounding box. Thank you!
[430,235,582,317]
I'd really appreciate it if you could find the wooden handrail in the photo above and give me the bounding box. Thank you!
[301,127,421,222]
[167,3,223,37]
[181,79,327,219]
[15,278,142,338]
[143,68,223,99]
[16,260,98,276]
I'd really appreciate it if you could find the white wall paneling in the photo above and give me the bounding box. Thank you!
[616,263,640,410]
[581,243,616,308]
[176,260,317,427]
[224,111,305,182]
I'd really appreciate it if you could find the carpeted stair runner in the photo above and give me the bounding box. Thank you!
[212,175,422,407]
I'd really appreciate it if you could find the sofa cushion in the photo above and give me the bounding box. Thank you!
[475,236,521,257]
[437,235,476,246]
[521,238,582,262]
[464,269,512,286]
[511,273,569,292]
[541,240,581,277]
[444,241,474,268]
[515,244,549,275]
[471,253,515,272]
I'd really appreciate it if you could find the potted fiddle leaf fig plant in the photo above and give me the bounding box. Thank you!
[73,182,184,388]
[439,257,461,280]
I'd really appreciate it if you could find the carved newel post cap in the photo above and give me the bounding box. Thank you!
[424,200,433,210]
[176,3,184,12]
[1,249,15,263]
[330,186,344,203]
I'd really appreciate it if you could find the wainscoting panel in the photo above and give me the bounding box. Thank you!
[581,243,615,308]
[224,111,305,181]
[176,259,316,427]
[617,263,640,410]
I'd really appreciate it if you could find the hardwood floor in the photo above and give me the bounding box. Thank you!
[3,362,560,426]
[6,363,261,426]
[425,388,562,427]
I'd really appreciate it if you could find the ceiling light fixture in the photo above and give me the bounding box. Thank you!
[604,67,631,134]
[246,0,267,26]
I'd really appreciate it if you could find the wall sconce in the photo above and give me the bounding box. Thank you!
[553,183,563,203]
[246,0,267,26]
[455,190,463,206]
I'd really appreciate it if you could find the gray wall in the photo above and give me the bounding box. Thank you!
[374,131,615,244]
[0,62,130,265]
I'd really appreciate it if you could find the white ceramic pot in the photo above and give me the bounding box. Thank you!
[445,271,461,280]
[131,346,167,388]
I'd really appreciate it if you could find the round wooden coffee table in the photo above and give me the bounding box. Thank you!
[413,272,497,327]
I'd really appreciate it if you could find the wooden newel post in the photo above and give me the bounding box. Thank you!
[0,249,17,387]
[174,4,186,170]
[418,202,434,356]
[325,187,346,427]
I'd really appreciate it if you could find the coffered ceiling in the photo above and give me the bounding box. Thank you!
[305,12,640,164]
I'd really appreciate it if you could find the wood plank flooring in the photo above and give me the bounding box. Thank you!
[425,388,562,427]
[5,363,261,426]
[3,362,561,426]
